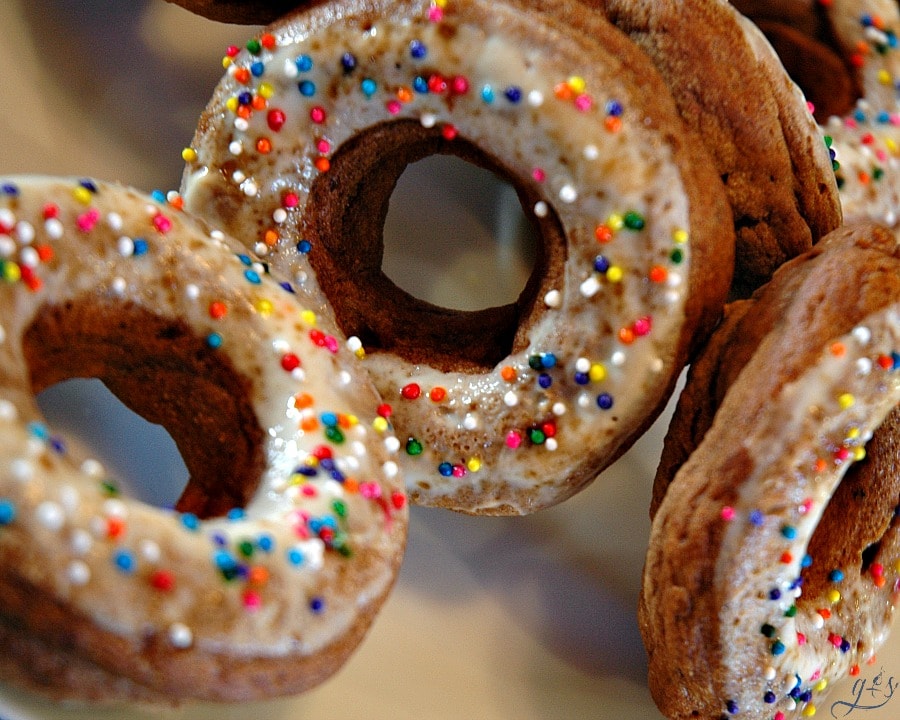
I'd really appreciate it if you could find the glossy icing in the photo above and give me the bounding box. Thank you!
[181,0,715,514]
[0,176,406,698]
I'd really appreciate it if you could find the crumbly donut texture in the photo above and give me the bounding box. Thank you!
[642,222,900,719]
[589,0,842,297]
[0,176,407,703]
[182,0,735,515]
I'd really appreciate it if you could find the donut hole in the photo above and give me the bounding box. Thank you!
[36,378,188,510]
[23,299,266,519]
[304,119,567,373]
[381,154,538,311]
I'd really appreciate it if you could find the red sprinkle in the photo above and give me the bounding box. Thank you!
[401,383,421,400]
[281,353,301,372]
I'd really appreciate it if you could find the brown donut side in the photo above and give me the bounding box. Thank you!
[163,0,301,24]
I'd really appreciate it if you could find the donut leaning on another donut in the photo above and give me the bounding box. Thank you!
[730,0,900,228]
[641,221,900,719]
[181,0,736,515]
[0,176,406,703]
[586,0,843,297]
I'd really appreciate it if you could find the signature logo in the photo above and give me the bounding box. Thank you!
[831,668,897,717]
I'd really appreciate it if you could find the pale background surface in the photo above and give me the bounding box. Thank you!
[0,2,898,719]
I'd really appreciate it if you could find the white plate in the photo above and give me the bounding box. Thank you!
[1,2,899,719]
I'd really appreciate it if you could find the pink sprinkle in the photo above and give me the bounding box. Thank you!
[574,94,593,112]
[283,192,299,208]
[633,316,652,336]
[76,209,100,232]
[360,482,382,499]
[153,213,173,233]
[451,75,470,95]
[532,167,546,182]
[301,485,317,497]
[386,99,402,115]
[505,430,523,449]
[797,632,806,646]
[799,498,813,514]
[310,106,327,124]
[242,590,262,611]
[428,5,443,21]
[316,138,331,154]
[324,335,339,353]
[452,464,466,478]
[720,506,735,521]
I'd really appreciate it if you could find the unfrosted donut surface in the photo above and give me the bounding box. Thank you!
[0,176,407,702]
[182,0,735,515]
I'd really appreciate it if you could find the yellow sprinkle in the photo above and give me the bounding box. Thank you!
[434,0,447,7]
[255,299,273,316]
[567,75,586,93]
[344,414,359,428]
[181,147,198,163]
[354,347,366,359]
[606,266,624,283]
[854,447,867,462]
[827,589,842,604]
[801,703,817,717]
[894,559,900,573]
[2,263,21,283]
[886,138,899,154]
[222,56,233,70]
[589,363,607,382]
[847,427,860,440]
[258,82,275,99]
[372,417,389,433]
[673,228,689,244]
[300,310,317,326]
[814,679,828,693]
[606,213,624,231]
[226,96,240,114]
[466,458,482,473]
[72,186,92,205]
[878,69,892,86]
[838,393,855,410]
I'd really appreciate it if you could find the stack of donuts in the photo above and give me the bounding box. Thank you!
[0,0,898,718]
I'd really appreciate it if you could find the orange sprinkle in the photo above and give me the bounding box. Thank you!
[295,393,315,409]
[500,366,517,382]
[237,104,253,120]
[858,170,871,185]
[260,32,277,50]
[106,517,126,540]
[830,341,846,357]
[314,157,331,172]
[429,387,447,402]
[553,82,574,101]
[813,458,828,473]
[618,327,635,344]
[209,301,228,319]
[649,265,668,283]
[594,224,614,243]
[604,116,622,133]
[301,416,319,432]
[264,229,280,246]
[256,137,273,154]
[343,478,359,494]
[234,67,251,84]
[397,86,414,103]
[35,244,54,262]
[251,95,268,111]
[874,575,887,588]
[780,551,793,564]
[248,565,270,586]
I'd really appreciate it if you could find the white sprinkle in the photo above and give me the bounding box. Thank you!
[44,218,64,239]
[9,458,33,483]
[420,113,437,128]
[611,351,626,366]
[533,201,549,218]
[103,498,127,519]
[106,212,123,232]
[552,402,566,416]
[463,414,479,430]
[140,539,161,564]
[295,539,325,570]
[347,336,363,353]
[350,440,367,458]
[383,461,399,479]
[0,237,15,257]
[667,272,683,289]
[651,357,665,373]
[234,117,250,133]
[185,284,200,300]
[583,144,600,161]
[558,184,577,203]
[81,459,105,480]
[577,393,591,409]
[242,180,259,198]
[58,485,80,514]
[117,236,135,257]
[575,358,591,373]
[0,400,16,421]
[812,613,825,630]
[338,370,352,386]
[232,170,246,184]
[764,666,776,681]
[70,529,93,556]
[543,289,561,308]
[527,90,544,107]
[384,436,401,453]
[503,391,519,407]
[67,560,91,586]
[856,357,873,376]
[18,246,38,268]
[169,623,194,649]
[35,501,65,531]
[0,209,14,228]
[273,339,290,354]
[273,208,288,224]
[852,326,872,345]
[579,275,600,297]
[283,57,299,78]
[210,230,225,242]
[253,242,270,256]
[15,221,35,244]
[545,438,558,451]
[229,140,243,156]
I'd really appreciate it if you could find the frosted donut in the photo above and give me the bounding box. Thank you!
[0,176,406,702]
[641,221,900,719]
[181,0,735,515]
[587,0,842,296]
[731,0,900,227]
[163,0,304,25]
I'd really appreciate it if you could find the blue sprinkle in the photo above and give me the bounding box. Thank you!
[295,465,318,477]
[309,596,325,613]
[360,78,377,97]
[237,91,253,106]
[298,80,316,97]
[244,269,261,284]
[297,239,312,254]
[250,61,265,77]
[594,255,610,273]
[49,436,66,454]
[320,412,338,427]
[769,588,782,600]
[763,691,776,704]
[409,39,427,59]
[597,393,614,410]
[605,99,624,117]
[829,568,845,583]
[132,238,149,256]
[341,52,357,73]
[801,554,813,568]
[574,372,589,385]
[207,332,223,349]
[296,54,313,72]
[79,179,98,193]
[287,547,304,566]
[227,508,245,521]
[151,190,166,203]
[1,183,20,196]
[726,699,739,714]
[771,640,786,655]
[0,499,16,526]
[211,532,228,547]
[749,509,764,526]
[181,513,200,531]
[438,462,454,477]
[538,373,552,389]
[481,85,495,103]
[413,76,429,94]
[504,86,522,103]
[780,524,797,540]
[257,534,274,553]
[114,550,136,573]
[540,353,557,369]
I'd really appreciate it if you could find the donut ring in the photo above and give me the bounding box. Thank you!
[731,0,900,228]
[587,0,842,297]
[181,0,735,515]
[641,221,900,719]
[0,176,406,702]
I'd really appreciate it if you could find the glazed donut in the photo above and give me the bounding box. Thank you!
[641,221,900,719]
[181,0,736,515]
[0,176,406,702]
[731,0,900,227]
[587,0,842,297]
